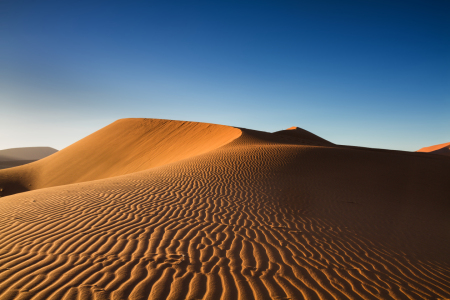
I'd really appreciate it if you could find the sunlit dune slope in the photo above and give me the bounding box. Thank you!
[417,141,450,156]
[0,120,449,300]
[0,118,241,196]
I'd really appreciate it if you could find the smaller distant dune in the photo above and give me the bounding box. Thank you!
[417,142,450,157]
[273,126,334,146]
[0,147,58,161]
[0,147,58,169]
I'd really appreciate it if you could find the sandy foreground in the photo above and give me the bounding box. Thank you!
[0,118,449,300]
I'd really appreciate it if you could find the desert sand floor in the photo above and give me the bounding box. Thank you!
[0,119,449,300]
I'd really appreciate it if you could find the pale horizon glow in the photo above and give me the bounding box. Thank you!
[1,0,449,151]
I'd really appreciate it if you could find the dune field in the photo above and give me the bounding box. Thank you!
[0,118,449,300]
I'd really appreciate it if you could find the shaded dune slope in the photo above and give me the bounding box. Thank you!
[273,127,334,146]
[0,120,449,300]
[0,160,36,171]
[0,119,241,196]
[417,142,450,157]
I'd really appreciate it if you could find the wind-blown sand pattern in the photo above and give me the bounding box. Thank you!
[0,119,449,300]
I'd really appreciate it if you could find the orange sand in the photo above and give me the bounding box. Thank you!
[0,119,240,196]
[417,141,450,157]
[0,118,449,300]
[0,160,36,170]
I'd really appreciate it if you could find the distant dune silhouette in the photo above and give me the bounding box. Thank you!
[0,147,58,170]
[273,126,334,145]
[0,146,57,161]
[0,118,448,300]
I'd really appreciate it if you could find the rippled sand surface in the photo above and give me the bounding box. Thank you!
[0,119,449,300]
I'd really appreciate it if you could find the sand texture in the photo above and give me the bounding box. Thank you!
[417,142,450,157]
[0,118,449,300]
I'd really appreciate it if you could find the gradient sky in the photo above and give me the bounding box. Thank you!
[1,0,449,151]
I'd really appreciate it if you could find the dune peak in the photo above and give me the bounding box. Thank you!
[417,141,450,157]
[273,126,334,146]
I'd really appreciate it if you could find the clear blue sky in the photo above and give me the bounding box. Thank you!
[1,0,449,151]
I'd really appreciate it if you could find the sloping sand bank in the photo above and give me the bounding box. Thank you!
[0,160,36,170]
[0,119,449,300]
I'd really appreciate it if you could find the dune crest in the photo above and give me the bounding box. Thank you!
[417,141,450,156]
[273,126,334,146]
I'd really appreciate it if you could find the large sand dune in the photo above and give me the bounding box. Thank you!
[0,119,241,196]
[0,118,449,300]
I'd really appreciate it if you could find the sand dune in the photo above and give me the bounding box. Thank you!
[417,142,450,157]
[0,119,240,196]
[0,118,449,300]
[273,127,334,146]
[0,147,57,162]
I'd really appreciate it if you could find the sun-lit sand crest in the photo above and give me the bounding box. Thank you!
[0,118,449,300]
[417,141,450,157]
